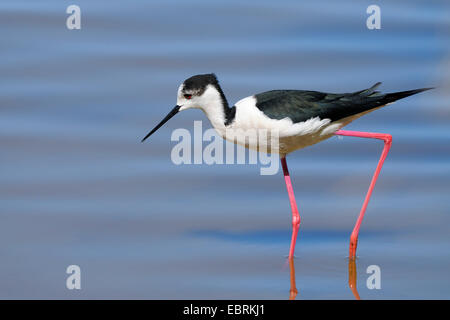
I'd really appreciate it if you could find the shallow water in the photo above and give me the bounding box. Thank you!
[1,0,449,299]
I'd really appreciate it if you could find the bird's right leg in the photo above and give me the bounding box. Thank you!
[334,130,392,260]
[280,156,301,260]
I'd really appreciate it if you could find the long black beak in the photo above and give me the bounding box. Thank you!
[141,105,181,142]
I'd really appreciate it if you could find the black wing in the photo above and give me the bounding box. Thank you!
[254,83,431,123]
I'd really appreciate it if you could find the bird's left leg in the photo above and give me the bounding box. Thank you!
[334,130,392,260]
[280,157,301,259]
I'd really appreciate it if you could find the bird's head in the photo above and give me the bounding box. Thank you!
[141,73,226,142]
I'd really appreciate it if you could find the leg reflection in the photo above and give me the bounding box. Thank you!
[288,258,298,300]
[348,259,361,300]
[288,258,361,299]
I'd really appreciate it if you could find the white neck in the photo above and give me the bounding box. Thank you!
[198,85,228,134]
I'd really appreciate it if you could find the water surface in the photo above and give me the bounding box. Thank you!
[0,0,449,299]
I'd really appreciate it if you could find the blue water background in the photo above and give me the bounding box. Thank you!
[0,0,449,298]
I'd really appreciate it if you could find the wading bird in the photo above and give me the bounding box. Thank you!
[141,73,431,260]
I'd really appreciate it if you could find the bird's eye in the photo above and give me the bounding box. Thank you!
[184,94,192,100]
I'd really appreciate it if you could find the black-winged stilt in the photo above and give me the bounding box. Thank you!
[141,73,432,260]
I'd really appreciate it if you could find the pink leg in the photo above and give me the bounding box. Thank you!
[281,157,301,259]
[334,130,392,259]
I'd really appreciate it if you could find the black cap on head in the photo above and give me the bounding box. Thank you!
[182,73,229,110]
[182,73,218,94]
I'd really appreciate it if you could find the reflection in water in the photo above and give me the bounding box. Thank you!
[348,259,361,300]
[288,258,361,300]
[288,258,298,300]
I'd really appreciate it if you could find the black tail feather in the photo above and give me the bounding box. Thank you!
[383,87,434,104]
